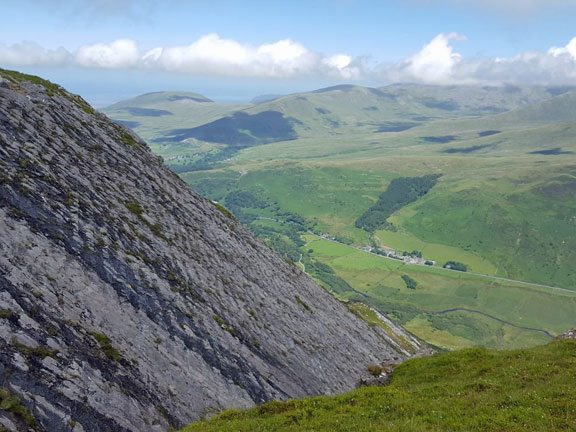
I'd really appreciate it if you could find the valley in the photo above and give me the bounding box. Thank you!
[104,84,576,351]
[4,2,576,430]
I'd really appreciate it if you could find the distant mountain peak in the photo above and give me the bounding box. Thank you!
[105,90,213,110]
[250,94,284,104]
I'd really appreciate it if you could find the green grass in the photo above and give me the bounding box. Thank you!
[111,84,576,350]
[374,230,497,275]
[0,387,38,429]
[184,156,576,289]
[181,339,576,432]
[388,163,576,287]
[90,332,122,361]
[181,158,576,349]
[306,238,576,350]
[183,163,398,244]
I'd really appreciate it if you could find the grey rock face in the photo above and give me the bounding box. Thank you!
[0,70,424,431]
[557,329,576,340]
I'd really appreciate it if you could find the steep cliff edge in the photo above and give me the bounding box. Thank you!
[0,69,424,432]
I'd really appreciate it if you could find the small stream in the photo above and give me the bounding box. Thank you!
[437,308,554,338]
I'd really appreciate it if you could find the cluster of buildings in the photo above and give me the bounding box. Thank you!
[315,232,437,267]
[361,246,436,266]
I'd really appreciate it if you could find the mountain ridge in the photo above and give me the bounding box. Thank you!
[0,69,424,431]
[103,83,575,171]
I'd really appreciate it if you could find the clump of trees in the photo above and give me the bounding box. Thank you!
[225,190,268,210]
[401,275,418,290]
[307,260,354,295]
[443,261,468,272]
[355,174,442,232]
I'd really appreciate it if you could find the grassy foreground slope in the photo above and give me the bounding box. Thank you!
[182,339,576,432]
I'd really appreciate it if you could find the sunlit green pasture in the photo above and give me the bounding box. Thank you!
[183,339,576,432]
[305,238,576,350]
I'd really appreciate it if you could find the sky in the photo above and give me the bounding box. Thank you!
[2,0,576,106]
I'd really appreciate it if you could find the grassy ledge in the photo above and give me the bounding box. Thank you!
[0,67,95,114]
[181,339,576,432]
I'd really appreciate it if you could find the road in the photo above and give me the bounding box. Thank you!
[306,233,576,295]
[437,308,554,338]
[251,216,575,295]
[297,253,305,273]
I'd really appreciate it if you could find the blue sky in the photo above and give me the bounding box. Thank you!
[2,0,576,106]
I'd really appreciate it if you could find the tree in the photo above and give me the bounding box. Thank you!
[443,261,467,272]
[401,275,418,289]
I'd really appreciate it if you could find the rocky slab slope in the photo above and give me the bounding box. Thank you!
[0,69,424,432]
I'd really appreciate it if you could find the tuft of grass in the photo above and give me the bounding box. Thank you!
[125,202,144,216]
[0,388,38,428]
[90,332,122,362]
[367,364,385,377]
[120,131,139,149]
[212,315,236,336]
[124,202,167,241]
[11,337,57,359]
[181,339,576,432]
[0,67,95,114]
[0,309,17,320]
[294,295,312,312]
[211,201,234,219]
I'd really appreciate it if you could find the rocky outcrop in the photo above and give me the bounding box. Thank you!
[557,329,576,340]
[0,69,424,432]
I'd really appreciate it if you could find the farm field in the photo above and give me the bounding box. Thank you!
[183,154,576,288]
[108,84,576,349]
[180,152,576,349]
[303,237,576,350]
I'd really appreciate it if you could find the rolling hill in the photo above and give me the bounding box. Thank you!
[103,84,568,169]
[107,82,576,350]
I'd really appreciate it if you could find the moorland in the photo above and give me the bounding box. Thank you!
[104,83,576,350]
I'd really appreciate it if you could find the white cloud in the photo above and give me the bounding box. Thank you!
[324,54,352,70]
[402,33,464,83]
[0,42,71,66]
[322,54,361,80]
[68,35,353,79]
[257,39,318,75]
[549,37,576,60]
[146,35,323,77]
[76,39,140,68]
[258,39,309,64]
[383,34,576,86]
[3,33,576,86]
